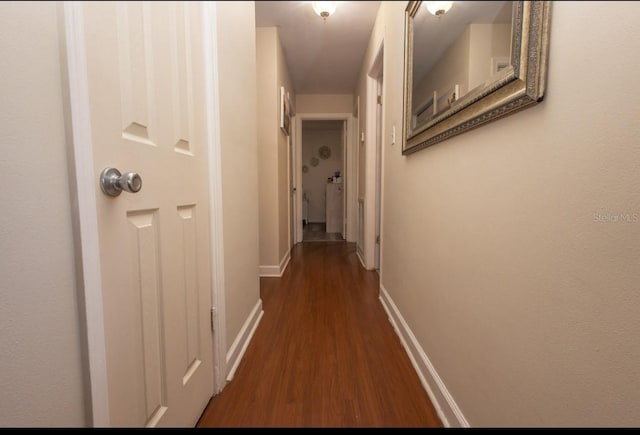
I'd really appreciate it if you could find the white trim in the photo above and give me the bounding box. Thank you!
[364,42,384,271]
[364,75,376,270]
[379,285,469,428]
[202,1,227,395]
[295,115,304,244]
[289,120,297,248]
[295,112,356,244]
[356,250,366,270]
[226,299,264,381]
[280,249,291,275]
[259,249,291,277]
[347,117,358,243]
[61,2,110,426]
[259,265,281,277]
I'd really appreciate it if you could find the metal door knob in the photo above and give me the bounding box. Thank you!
[100,167,142,197]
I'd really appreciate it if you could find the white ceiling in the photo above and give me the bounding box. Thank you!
[255,1,381,94]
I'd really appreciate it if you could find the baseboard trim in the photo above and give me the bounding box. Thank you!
[225,299,263,381]
[379,284,469,428]
[259,250,291,277]
[356,250,366,269]
[279,250,291,275]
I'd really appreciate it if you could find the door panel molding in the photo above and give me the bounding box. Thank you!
[126,209,168,425]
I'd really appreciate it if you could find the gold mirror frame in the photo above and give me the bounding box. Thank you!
[403,1,551,155]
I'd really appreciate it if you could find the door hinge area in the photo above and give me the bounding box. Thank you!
[377,95,382,105]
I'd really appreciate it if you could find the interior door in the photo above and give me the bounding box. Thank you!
[83,2,213,427]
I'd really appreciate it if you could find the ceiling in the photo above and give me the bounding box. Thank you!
[255,1,381,94]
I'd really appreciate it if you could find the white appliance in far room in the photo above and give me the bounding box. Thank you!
[326,182,343,235]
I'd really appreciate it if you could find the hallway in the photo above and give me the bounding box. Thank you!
[197,242,442,427]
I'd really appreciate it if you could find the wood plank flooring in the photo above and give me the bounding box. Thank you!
[196,242,442,428]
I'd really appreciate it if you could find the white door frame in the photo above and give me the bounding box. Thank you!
[60,1,226,425]
[202,1,227,395]
[363,42,384,270]
[342,120,348,238]
[288,117,297,250]
[294,113,356,243]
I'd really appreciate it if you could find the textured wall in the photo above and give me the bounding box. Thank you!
[360,0,640,427]
[216,1,262,354]
[0,1,87,426]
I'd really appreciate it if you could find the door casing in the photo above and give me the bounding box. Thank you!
[294,113,356,244]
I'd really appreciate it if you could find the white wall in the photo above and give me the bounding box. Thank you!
[360,0,640,427]
[215,2,262,356]
[0,1,87,426]
[301,127,343,223]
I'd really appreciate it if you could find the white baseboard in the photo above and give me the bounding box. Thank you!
[225,299,263,381]
[356,249,366,269]
[379,285,469,428]
[259,250,291,277]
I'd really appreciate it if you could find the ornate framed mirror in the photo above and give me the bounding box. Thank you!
[403,1,551,154]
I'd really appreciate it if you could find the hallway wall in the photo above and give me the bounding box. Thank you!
[296,94,353,114]
[215,2,262,359]
[256,26,295,273]
[359,1,640,427]
[0,2,87,426]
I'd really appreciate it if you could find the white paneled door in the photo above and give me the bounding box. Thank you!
[82,2,213,427]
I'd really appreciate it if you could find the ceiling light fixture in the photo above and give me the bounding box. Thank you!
[425,1,453,17]
[312,1,337,20]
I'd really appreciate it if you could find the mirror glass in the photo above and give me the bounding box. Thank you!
[411,1,513,131]
[403,1,551,154]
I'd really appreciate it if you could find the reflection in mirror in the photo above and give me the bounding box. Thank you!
[403,1,550,154]
[411,1,514,130]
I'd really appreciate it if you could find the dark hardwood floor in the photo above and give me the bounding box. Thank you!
[196,242,442,428]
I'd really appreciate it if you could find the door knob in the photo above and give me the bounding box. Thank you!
[100,167,142,197]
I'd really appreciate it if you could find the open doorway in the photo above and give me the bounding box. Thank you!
[293,112,355,245]
[301,120,345,242]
